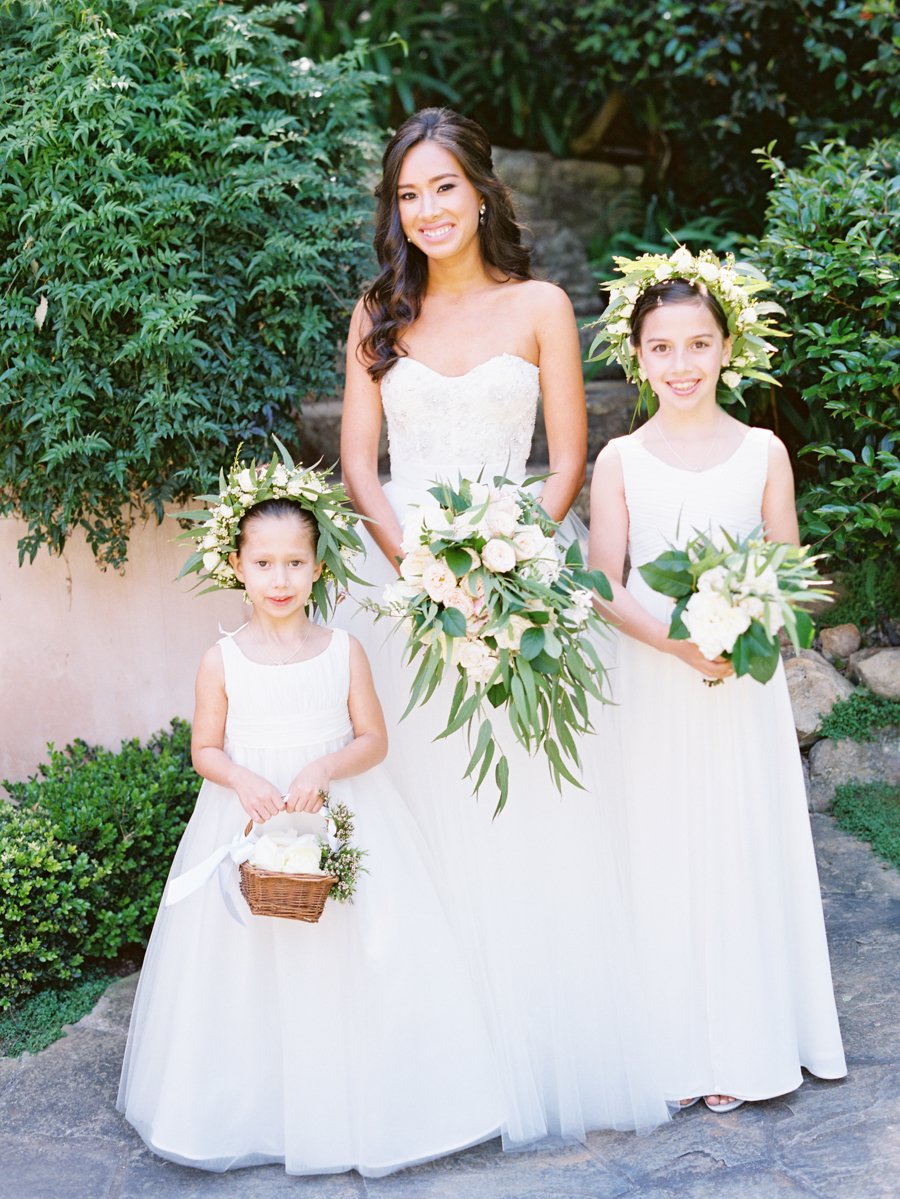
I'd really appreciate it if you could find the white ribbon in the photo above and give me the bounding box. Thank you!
[165,826,258,907]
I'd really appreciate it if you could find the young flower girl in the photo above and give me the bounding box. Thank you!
[118,449,501,1176]
[588,249,847,1112]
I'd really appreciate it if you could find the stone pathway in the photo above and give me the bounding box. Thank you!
[1,816,897,1199]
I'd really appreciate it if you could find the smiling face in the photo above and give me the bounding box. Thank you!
[635,301,731,413]
[230,509,322,619]
[396,140,483,262]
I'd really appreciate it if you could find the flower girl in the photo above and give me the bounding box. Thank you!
[117,447,501,1176]
[588,248,847,1112]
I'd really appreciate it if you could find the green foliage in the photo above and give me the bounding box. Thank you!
[819,689,900,743]
[0,0,379,568]
[575,0,899,228]
[824,559,900,630]
[748,139,900,562]
[832,782,900,870]
[0,806,94,1010]
[5,720,196,959]
[0,967,114,1057]
[269,1,590,156]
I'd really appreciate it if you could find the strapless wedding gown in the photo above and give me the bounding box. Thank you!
[333,353,671,1143]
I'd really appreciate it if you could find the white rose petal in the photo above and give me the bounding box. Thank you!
[482,538,517,573]
[422,560,457,603]
[202,550,221,572]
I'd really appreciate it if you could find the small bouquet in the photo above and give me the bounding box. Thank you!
[639,528,831,685]
[367,475,612,815]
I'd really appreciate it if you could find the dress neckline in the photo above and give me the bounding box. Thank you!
[392,352,539,380]
[629,428,757,476]
[225,629,336,668]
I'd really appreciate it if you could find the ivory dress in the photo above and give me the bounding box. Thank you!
[333,352,672,1142]
[608,427,846,1101]
[118,628,503,1176]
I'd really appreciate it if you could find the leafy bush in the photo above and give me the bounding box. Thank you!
[823,559,900,631]
[833,782,900,870]
[575,1,900,229]
[4,721,197,960]
[0,807,94,1010]
[0,968,114,1057]
[748,139,900,562]
[819,689,900,743]
[0,0,378,568]
[272,1,590,156]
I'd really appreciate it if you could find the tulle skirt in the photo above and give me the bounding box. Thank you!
[332,465,673,1142]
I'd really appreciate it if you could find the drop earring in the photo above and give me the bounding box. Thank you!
[479,201,486,225]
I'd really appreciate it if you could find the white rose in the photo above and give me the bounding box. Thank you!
[470,651,499,685]
[697,565,730,595]
[512,524,547,561]
[382,580,419,614]
[738,594,765,622]
[237,468,255,493]
[272,464,289,486]
[670,245,693,272]
[493,614,531,650]
[485,498,520,538]
[444,586,475,619]
[202,550,221,572]
[422,560,457,603]
[654,264,671,281]
[399,546,436,583]
[482,538,517,573]
[455,638,489,670]
[682,590,750,659]
[721,370,742,390]
[698,261,719,283]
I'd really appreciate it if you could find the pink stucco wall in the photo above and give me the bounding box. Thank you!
[1,511,245,785]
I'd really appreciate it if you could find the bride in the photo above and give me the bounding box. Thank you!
[336,107,670,1143]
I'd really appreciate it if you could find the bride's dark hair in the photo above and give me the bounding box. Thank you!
[359,107,532,381]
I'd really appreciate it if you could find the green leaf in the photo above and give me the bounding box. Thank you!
[439,607,467,637]
[464,718,494,779]
[730,622,780,683]
[492,755,510,818]
[669,596,691,641]
[519,627,545,660]
[444,546,472,576]
[638,551,694,598]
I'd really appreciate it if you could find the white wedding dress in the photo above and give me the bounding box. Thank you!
[608,429,847,1101]
[333,353,672,1142]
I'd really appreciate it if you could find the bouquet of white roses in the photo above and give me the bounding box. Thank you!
[639,528,831,685]
[368,475,612,815]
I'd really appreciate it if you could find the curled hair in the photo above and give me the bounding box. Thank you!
[630,278,729,346]
[359,107,532,381]
[235,497,318,558]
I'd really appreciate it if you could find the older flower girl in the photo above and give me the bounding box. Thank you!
[589,249,846,1112]
[118,448,501,1175]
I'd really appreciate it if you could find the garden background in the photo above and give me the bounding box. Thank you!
[1,0,898,1043]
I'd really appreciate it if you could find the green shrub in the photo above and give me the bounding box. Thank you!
[819,689,900,743]
[0,0,379,568]
[823,559,900,631]
[0,807,94,1010]
[575,1,899,229]
[832,782,900,870]
[748,139,900,562]
[5,720,197,960]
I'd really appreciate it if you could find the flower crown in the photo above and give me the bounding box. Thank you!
[588,245,786,408]
[177,438,366,619]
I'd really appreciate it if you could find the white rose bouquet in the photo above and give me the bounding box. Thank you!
[368,475,613,815]
[639,528,831,685]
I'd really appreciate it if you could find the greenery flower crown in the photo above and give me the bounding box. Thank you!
[177,437,366,619]
[587,245,787,409]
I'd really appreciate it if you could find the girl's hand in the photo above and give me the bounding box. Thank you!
[666,639,735,681]
[284,762,333,814]
[233,768,285,825]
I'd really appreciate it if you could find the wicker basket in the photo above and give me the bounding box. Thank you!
[238,821,336,922]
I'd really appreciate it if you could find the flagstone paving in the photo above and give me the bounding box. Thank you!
[1,815,897,1199]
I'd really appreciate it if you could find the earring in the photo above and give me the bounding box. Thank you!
[479,201,486,225]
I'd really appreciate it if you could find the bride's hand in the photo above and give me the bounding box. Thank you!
[666,639,734,681]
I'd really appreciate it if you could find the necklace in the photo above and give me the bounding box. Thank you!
[654,411,723,472]
[259,622,314,666]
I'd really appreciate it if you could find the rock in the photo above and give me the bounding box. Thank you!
[820,623,861,663]
[808,731,900,811]
[853,647,900,700]
[784,650,855,747]
[848,646,887,685]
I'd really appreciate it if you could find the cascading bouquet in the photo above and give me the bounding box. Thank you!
[367,475,613,815]
[175,436,366,618]
[587,243,787,411]
[639,528,831,685]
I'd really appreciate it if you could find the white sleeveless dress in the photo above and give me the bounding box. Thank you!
[609,428,847,1100]
[117,628,504,1176]
[333,353,672,1142]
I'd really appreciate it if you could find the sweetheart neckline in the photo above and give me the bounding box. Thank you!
[392,352,539,380]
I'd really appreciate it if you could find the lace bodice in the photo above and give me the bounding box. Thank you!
[380,353,540,481]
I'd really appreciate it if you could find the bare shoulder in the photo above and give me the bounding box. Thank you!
[593,437,624,475]
[514,278,575,321]
[346,632,371,668]
[764,430,791,464]
[348,295,373,341]
[196,641,225,685]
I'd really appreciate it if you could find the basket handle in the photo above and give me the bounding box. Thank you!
[242,791,331,837]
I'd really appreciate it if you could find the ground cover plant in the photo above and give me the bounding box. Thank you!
[832,782,900,870]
